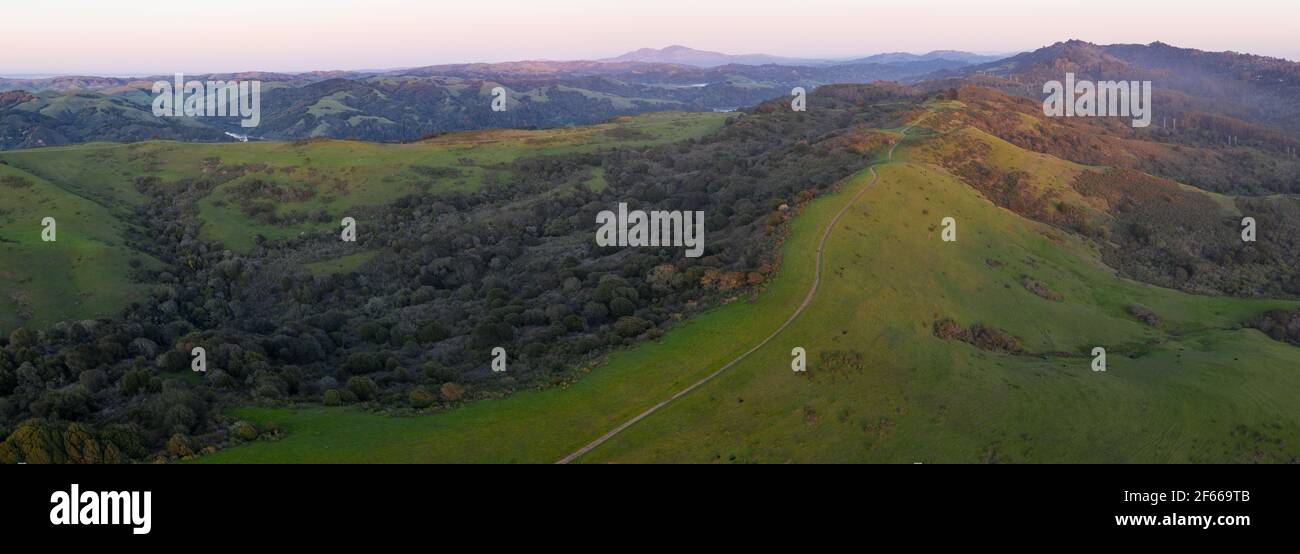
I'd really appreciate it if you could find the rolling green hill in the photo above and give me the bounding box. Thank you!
[584,160,1298,463]
[0,163,156,333]
[196,107,1300,463]
[0,111,722,333]
[1,111,727,253]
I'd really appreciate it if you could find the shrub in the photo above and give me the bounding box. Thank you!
[1020,276,1064,301]
[933,318,1023,353]
[968,324,1024,353]
[78,369,108,392]
[0,419,67,464]
[1247,308,1300,345]
[1128,305,1162,327]
[8,327,35,349]
[119,369,152,396]
[234,421,259,441]
[932,318,966,341]
[422,362,456,384]
[156,350,188,373]
[255,383,284,400]
[409,387,436,409]
[341,352,383,374]
[613,316,651,337]
[609,297,635,317]
[418,322,449,343]
[439,382,466,402]
[346,376,378,401]
[166,433,193,458]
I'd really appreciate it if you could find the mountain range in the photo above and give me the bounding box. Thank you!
[599,45,821,66]
[0,46,1002,149]
[599,45,1005,67]
[3,41,1300,151]
[936,40,1300,132]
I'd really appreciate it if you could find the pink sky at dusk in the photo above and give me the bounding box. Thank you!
[2,0,1296,75]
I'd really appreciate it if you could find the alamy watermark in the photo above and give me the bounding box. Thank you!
[491,347,507,372]
[50,484,151,535]
[1043,73,1152,128]
[595,203,705,258]
[791,347,806,372]
[491,86,507,112]
[152,73,261,128]
[41,216,56,242]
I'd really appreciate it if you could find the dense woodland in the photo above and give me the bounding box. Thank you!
[1249,308,1300,346]
[1072,169,1300,298]
[0,88,912,463]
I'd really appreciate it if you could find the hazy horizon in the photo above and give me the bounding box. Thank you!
[0,44,1024,79]
[3,0,1297,75]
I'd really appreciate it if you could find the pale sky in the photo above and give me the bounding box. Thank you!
[2,0,1297,75]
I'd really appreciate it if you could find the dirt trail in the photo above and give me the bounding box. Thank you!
[556,121,921,464]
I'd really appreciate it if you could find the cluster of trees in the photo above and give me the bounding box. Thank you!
[0,322,219,463]
[1020,276,1063,301]
[931,318,1024,354]
[1248,309,1300,346]
[1072,169,1300,298]
[1127,305,1163,327]
[0,85,917,462]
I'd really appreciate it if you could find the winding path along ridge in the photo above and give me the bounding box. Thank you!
[556,121,921,464]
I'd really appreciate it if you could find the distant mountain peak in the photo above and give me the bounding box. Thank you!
[843,50,1008,66]
[600,45,811,67]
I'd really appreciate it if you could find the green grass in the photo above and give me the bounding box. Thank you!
[306,92,361,116]
[305,250,379,276]
[581,162,1299,463]
[0,164,156,334]
[198,115,1300,463]
[582,167,608,192]
[0,143,152,210]
[3,111,727,254]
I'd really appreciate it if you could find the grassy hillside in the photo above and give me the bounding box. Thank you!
[0,164,156,334]
[584,161,1298,463]
[1,111,727,253]
[197,112,1300,463]
[0,111,725,331]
